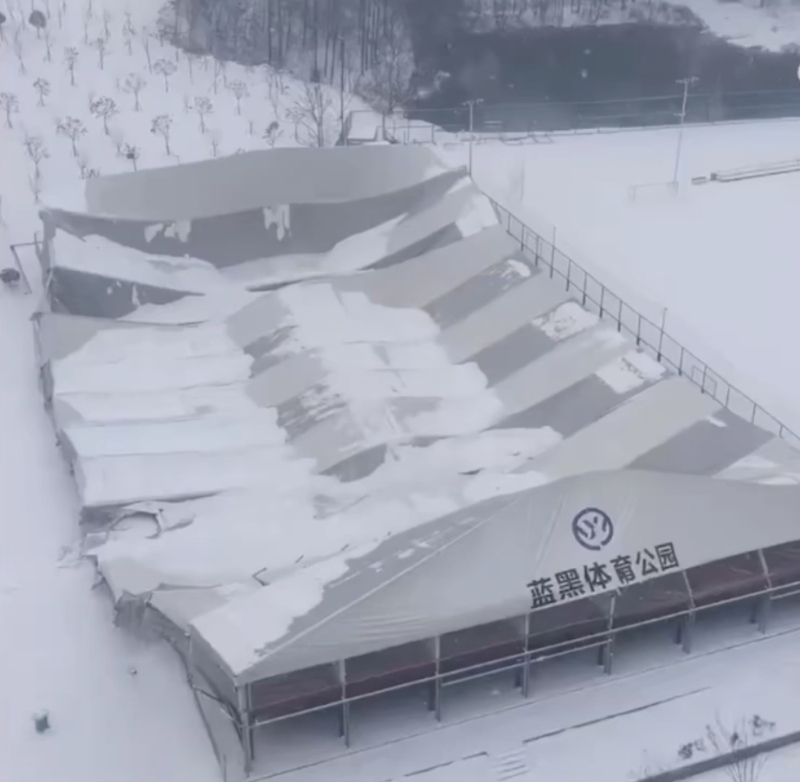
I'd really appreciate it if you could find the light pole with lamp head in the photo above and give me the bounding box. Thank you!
[463,98,483,175]
[672,76,698,192]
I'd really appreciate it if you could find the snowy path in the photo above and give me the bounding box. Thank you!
[0,281,220,782]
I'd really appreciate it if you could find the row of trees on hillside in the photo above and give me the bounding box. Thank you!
[168,0,415,112]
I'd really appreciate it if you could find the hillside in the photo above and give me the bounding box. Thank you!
[0,0,374,243]
[435,0,800,50]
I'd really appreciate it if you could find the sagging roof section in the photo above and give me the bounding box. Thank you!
[193,470,800,683]
[34,145,800,687]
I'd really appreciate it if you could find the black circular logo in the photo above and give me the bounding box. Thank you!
[572,507,614,551]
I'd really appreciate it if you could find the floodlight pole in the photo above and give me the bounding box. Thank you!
[672,77,698,191]
[463,98,483,175]
[339,37,346,138]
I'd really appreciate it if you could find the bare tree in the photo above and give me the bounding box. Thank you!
[229,80,248,115]
[0,11,6,41]
[154,58,177,92]
[90,96,118,135]
[366,35,415,115]
[263,120,282,148]
[12,27,25,74]
[141,26,153,72]
[705,716,775,782]
[28,8,46,37]
[151,114,172,155]
[265,68,287,120]
[193,96,212,134]
[28,171,43,203]
[185,51,200,83]
[209,129,221,157]
[212,58,224,94]
[291,82,337,147]
[109,125,126,156]
[33,77,50,106]
[82,3,91,43]
[122,13,135,55]
[212,60,228,95]
[92,36,108,69]
[123,143,140,171]
[0,92,19,129]
[63,46,78,86]
[23,134,49,186]
[678,716,776,782]
[42,23,53,60]
[121,72,146,111]
[76,149,99,180]
[56,116,86,157]
[286,105,304,145]
[101,7,111,40]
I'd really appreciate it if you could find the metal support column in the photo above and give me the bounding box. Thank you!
[433,636,442,722]
[237,685,254,774]
[757,549,773,635]
[600,597,615,675]
[521,613,531,698]
[186,631,195,687]
[680,571,696,654]
[337,660,350,747]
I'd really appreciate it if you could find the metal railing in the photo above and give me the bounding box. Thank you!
[348,89,800,141]
[487,197,800,448]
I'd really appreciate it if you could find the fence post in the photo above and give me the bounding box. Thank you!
[701,364,708,394]
[535,234,541,266]
[617,300,623,332]
[566,259,572,291]
[549,241,555,278]
[599,286,605,319]
[678,346,685,376]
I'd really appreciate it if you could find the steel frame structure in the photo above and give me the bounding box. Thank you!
[186,544,800,774]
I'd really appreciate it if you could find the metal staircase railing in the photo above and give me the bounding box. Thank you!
[488,196,800,449]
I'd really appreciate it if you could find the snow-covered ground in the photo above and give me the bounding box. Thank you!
[437,120,800,439]
[0,258,221,782]
[0,1,371,779]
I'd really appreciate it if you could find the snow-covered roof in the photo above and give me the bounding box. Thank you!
[34,145,800,687]
[38,153,490,316]
[192,470,800,684]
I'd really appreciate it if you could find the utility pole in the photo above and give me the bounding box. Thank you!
[339,37,346,143]
[463,98,483,175]
[672,77,698,191]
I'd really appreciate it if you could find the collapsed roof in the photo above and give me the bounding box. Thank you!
[34,145,800,687]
